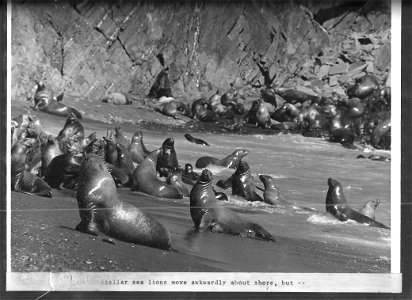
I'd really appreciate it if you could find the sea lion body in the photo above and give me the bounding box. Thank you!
[195,149,249,169]
[371,118,391,149]
[132,150,183,199]
[190,169,276,242]
[184,134,209,146]
[359,199,381,220]
[41,135,64,176]
[159,101,187,118]
[128,131,151,165]
[326,178,389,229]
[114,144,135,185]
[101,92,131,105]
[347,75,379,99]
[167,169,190,197]
[44,152,83,189]
[274,88,319,104]
[76,154,171,250]
[156,138,179,177]
[259,175,291,205]
[182,163,200,185]
[114,125,130,148]
[232,161,263,202]
[34,94,82,119]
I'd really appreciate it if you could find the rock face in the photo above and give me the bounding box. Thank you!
[11,0,390,104]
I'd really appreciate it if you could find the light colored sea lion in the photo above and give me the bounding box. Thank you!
[156,138,179,177]
[101,92,132,105]
[232,161,263,202]
[131,149,183,199]
[326,178,389,229]
[76,154,171,250]
[190,169,276,242]
[258,175,291,205]
[359,199,381,220]
[195,149,249,169]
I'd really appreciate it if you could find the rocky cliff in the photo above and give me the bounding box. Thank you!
[11,0,390,104]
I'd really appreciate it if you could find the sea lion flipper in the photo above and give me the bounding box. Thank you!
[75,220,99,236]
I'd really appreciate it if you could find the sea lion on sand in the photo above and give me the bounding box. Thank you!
[76,154,171,250]
[157,138,179,177]
[131,150,183,199]
[128,131,152,165]
[101,92,132,105]
[359,199,381,220]
[190,169,276,242]
[195,149,249,169]
[184,134,209,146]
[33,82,82,118]
[326,178,390,229]
[232,161,263,202]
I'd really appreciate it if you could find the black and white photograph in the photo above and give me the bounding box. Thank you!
[4,0,407,294]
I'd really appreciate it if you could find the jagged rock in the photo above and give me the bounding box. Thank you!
[317,65,330,80]
[375,42,391,72]
[329,63,348,75]
[347,61,368,78]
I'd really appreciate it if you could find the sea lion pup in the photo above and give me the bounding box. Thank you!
[131,149,183,199]
[190,169,276,242]
[101,92,132,105]
[76,154,171,250]
[232,161,263,202]
[258,175,291,206]
[347,75,380,99]
[359,199,381,220]
[128,131,152,165]
[371,118,391,149]
[56,113,85,153]
[325,178,390,229]
[41,135,64,176]
[195,149,249,169]
[156,137,179,177]
[184,133,209,146]
[44,147,83,190]
[11,139,52,198]
[148,66,172,99]
[33,81,82,118]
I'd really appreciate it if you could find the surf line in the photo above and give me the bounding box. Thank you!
[191,279,227,286]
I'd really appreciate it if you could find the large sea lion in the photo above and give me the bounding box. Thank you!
[359,199,381,220]
[325,178,390,229]
[128,131,152,165]
[184,133,209,146]
[156,138,179,177]
[347,75,380,99]
[190,169,276,242]
[232,161,263,202]
[131,150,183,199]
[76,154,171,250]
[33,82,82,118]
[195,149,249,169]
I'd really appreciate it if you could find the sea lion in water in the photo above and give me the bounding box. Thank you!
[184,134,209,146]
[190,169,276,242]
[258,175,291,206]
[131,150,183,199]
[359,199,381,220]
[195,149,249,169]
[33,82,82,118]
[76,154,171,250]
[156,138,179,177]
[128,131,151,165]
[232,161,263,202]
[325,178,390,229]
[182,163,200,185]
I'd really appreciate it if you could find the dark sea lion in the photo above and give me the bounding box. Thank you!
[128,131,151,165]
[245,99,271,128]
[220,90,236,106]
[347,75,380,99]
[156,138,179,177]
[131,150,183,199]
[56,113,85,153]
[76,154,171,250]
[191,98,216,122]
[339,98,365,119]
[325,178,390,229]
[167,168,190,197]
[271,103,295,122]
[329,128,355,147]
[371,118,391,149]
[148,66,172,99]
[114,125,130,148]
[195,149,249,169]
[41,135,64,176]
[260,87,278,108]
[114,143,135,185]
[103,136,118,164]
[184,133,210,146]
[368,154,390,161]
[274,88,319,104]
[44,150,83,190]
[33,82,82,119]
[359,199,381,220]
[227,102,246,115]
[259,175,291,206]
[190,169,276,242]
[182,163,200,185]
[232,161,263,202]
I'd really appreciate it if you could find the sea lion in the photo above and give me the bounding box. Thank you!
[195,149,249,169]
[44,150,83,190]
[157,101,188,118]
[128,131,152,165]
[156,138,179,177]
[338,98,365,119]
[371,118,391,149]
[33,82,82,118]
[245,99,271,128]
[114,143,135,185]
[190,169,276,242]
[260,87,279,108]
[347,75,380,99]
[131,150,183,199]
[57,113,85,153]
[76,154,171,250]
[325,178,390,229]
[258,175,291,206]
[184,134,210,146]
[167,168,190,197]
[101,92,132,105]
[148,66,172,99]
[274,87,320,104]
[182,163,200,185]
[191,98,216,122]
[232,161,263,202]
[103,136,118,164]
[359,199,381,220]
[41,135,64,176]
[114,125,130,149]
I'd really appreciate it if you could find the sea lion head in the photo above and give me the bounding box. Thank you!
[326,178,347,205]
[235,160,250,176]
[234,149,249,159]
[162,137,175,149]
[259,174,275,188]
[368,198,381,208]
[131,131,143,143]
[185,163,193,175]
[198,169,213,184]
